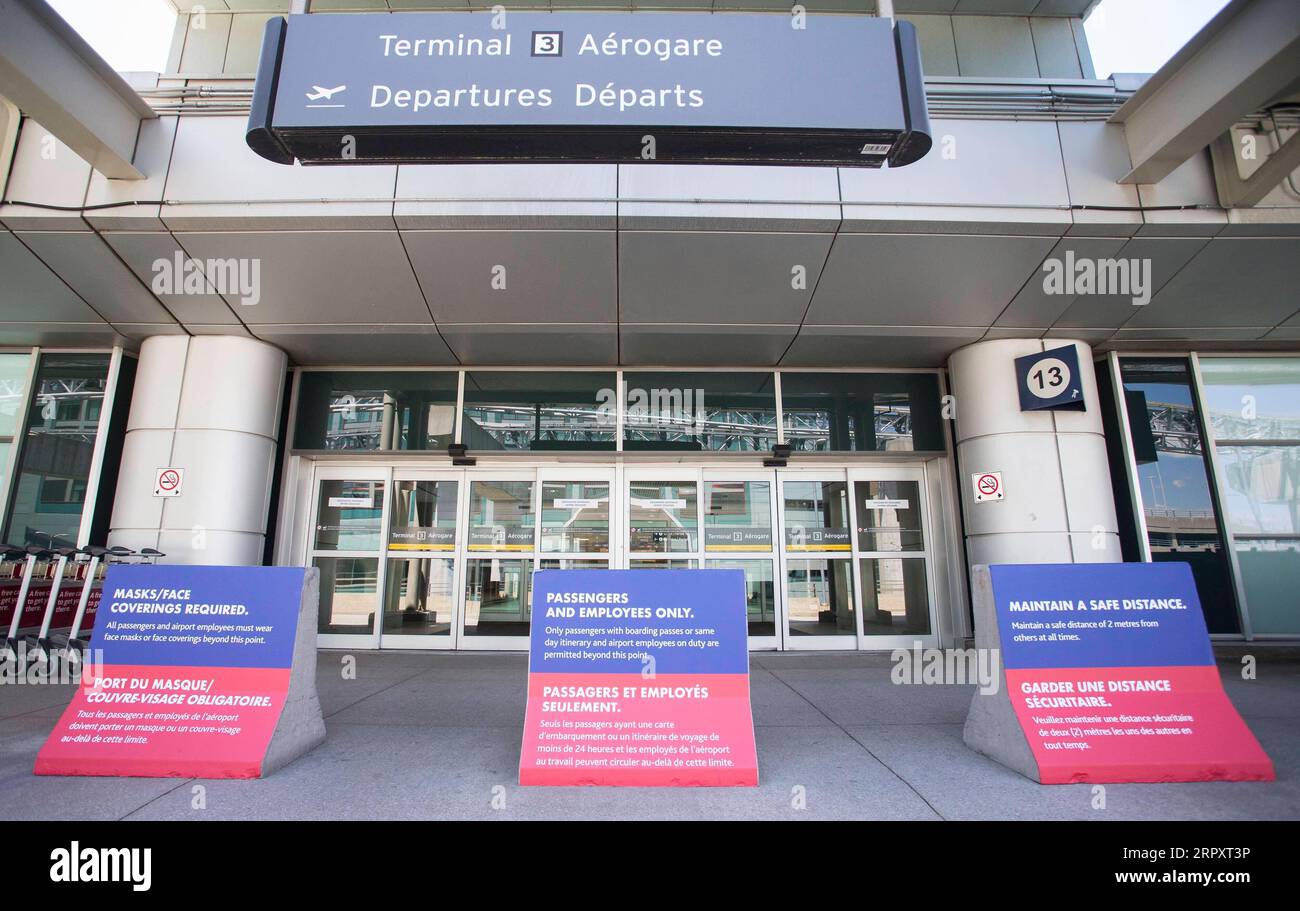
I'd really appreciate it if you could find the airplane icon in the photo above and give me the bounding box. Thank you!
[306,85,346,101]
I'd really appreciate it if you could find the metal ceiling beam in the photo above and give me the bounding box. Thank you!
[0,0,156,180]
[1110,0,1300,186]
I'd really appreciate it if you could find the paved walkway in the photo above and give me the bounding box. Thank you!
[1,650,1297,820]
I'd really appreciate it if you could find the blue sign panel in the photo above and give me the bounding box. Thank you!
[1015,345,1085,411]
[521,568,758,786]
[92,565,305,669]
[989,562,1213,670]
[530,568,749,675]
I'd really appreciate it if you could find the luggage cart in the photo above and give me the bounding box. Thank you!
[2,545,50,662]
[58,545,136,657]
[0,545,28,661]
[25,545,79,661]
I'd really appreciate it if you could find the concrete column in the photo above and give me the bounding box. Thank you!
[947,338,1121,574]
[109,335,287,565]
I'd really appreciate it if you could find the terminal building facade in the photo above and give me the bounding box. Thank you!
[0,0,1297,652]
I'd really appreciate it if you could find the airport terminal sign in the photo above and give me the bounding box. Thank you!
[36,566,322,779]
[247,12,931,168]
[520,569,758,786]
[964,563,1274,784]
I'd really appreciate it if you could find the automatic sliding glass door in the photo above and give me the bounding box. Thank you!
[382,472,461,648]
[309,467,389,650]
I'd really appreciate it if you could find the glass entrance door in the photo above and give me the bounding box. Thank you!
[702,471,779,649]
[623,467,781,649]
[461,472,537,649]
[383,472,460,648]
[778,472,857,649]
[304,460,940,652]
[774,466,940,650]
[310,466,389,650]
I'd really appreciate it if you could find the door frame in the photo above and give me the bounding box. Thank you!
[301,457,950,652]
[383,467,465,650]
[309,464,390,651]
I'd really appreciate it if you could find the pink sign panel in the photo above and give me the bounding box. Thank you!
[520,569,758,787]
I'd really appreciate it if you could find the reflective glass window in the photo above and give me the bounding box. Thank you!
[1120,359,1239,634]
[623,372,777,452]
[294,371,458,452]
[780,373,944,453]
[3,354,109,547]
[462,371,615,451]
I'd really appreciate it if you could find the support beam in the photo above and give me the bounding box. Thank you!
[1110,0,1300,185]
[1210,125,1300,208]
[0,0,156,180]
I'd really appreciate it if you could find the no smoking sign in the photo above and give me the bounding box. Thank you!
[154,467,184,498]
[972,471,1003,503]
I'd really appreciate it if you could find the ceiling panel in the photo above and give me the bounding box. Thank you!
[176,231,432,325]
[781,326,983,368]
[807,233,1056,327]
[252,324,457,367]
[101,232,242,325]
[18,232,179,325]
[440,323,616,366]
[1052,236,1210,330]
[0,232,103,323]
[619,232,831,325]
[403,230,617,324]
[1126,238,1300,328]
[995,236,1128,329]
[619,324,798,366]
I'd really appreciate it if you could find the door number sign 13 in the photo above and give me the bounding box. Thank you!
[1014,345,1085,412]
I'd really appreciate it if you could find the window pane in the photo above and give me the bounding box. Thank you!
[623,372,776,452]
[3,354,109,547]
[314,480,385,551]
[704,481,772,552]
[706,559,776,636]
[1234,539,1300,635]
[541,481,609,553]
[389,480,458,551]
[860,558,930,635]
[315,556,378,634]
[783,480,851,552]
[1199,357,1300,441]
[462,371,615,452]
[294,371,457,451]
[1120,358,1239,634]
[0,353,32,438]
[629,481,698,553]
[854,481,924,552]
[1216,445,1300,536]
[467,481,535,551]
[464,559,533,637]
[383,557,454,636]
[780,373,944,453]
[785,559,855,636]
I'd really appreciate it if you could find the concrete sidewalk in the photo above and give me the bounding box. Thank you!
[1,650,1297,821]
